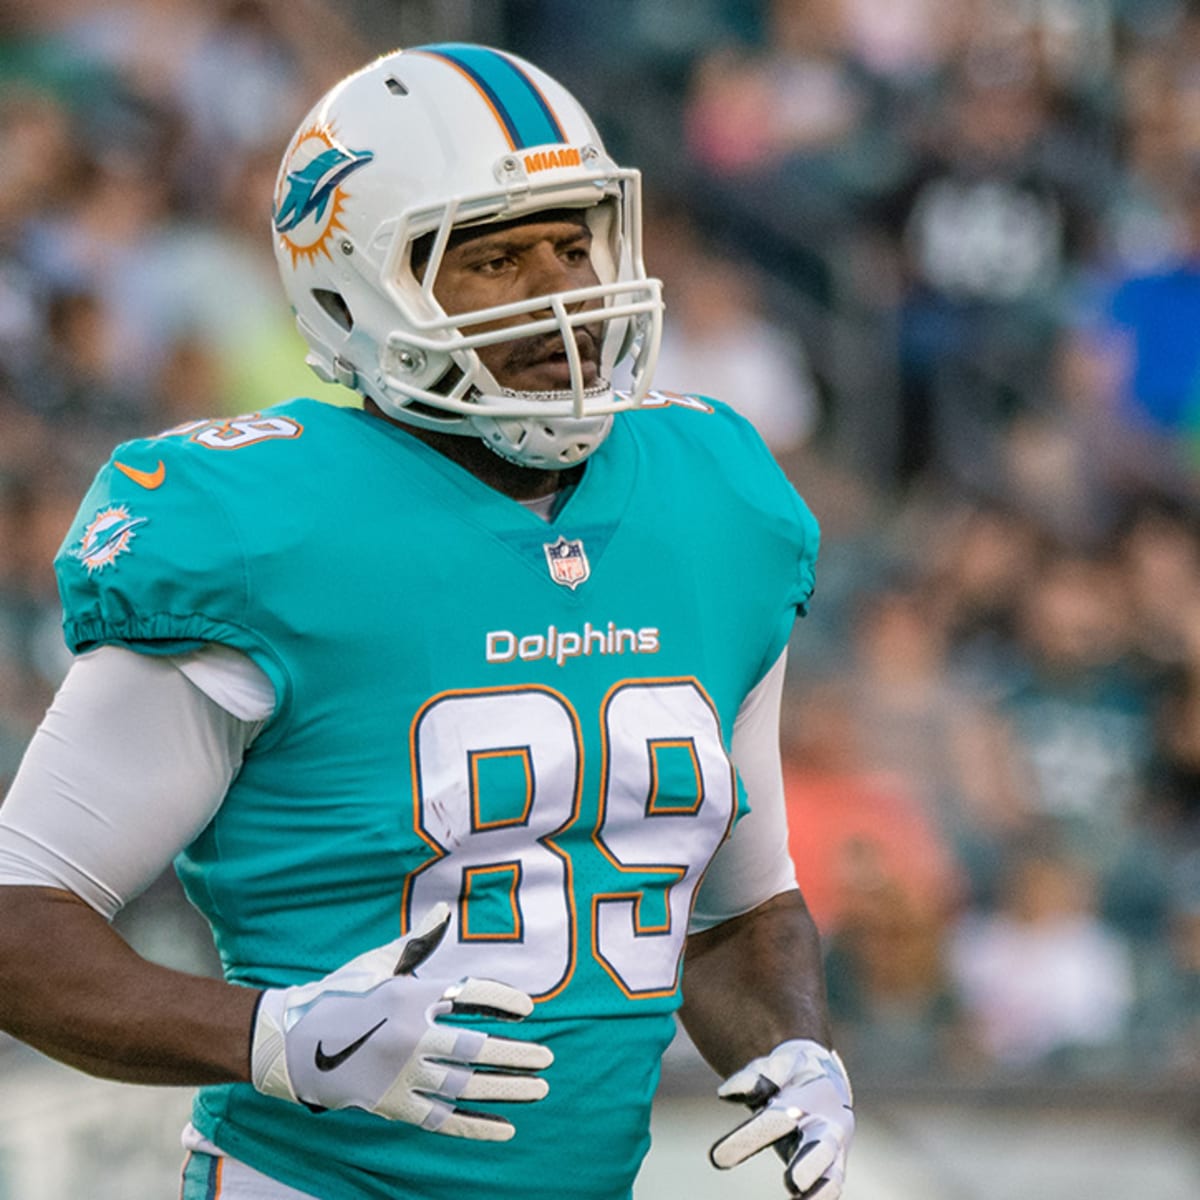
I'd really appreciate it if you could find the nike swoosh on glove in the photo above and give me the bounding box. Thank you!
[710,1039,854,1198]
[250,902,552,1140]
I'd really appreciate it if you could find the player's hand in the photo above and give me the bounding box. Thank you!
[709,1039,854,1198]
[250,902,552,1139]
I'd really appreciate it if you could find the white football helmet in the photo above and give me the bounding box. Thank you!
[271,43,664,468]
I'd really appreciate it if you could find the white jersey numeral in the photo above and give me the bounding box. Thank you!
[593,681,735,996]
[408,687,581,999]
[406,680,735,1000]
[193,416,304,448]
[157,414,305,449]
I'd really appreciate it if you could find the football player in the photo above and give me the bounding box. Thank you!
[0,44,853,1200]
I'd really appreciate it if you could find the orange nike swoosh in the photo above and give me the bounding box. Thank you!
[114,459,166,490]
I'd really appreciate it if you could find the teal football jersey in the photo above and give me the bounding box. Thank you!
[56,397,819,1200]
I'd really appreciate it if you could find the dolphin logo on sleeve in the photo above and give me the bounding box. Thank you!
[69,505,149,574]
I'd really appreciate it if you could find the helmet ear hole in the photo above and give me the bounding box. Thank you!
[312,288,354,332]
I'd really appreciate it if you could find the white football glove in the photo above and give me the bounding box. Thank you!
[250,903,552,1140]
[710,1039,854,1198]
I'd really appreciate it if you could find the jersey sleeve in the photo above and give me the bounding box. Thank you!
[704,396,821,676]
[785,485,820,619]
[631,393,822,692]
[55,437,254,657]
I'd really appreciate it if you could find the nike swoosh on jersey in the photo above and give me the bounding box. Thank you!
[314,1017,389,1072]
[114,459,166,489]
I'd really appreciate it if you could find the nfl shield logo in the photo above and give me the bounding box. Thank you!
[544,535,590,590]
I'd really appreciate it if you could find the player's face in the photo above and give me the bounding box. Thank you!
[430,216,604,394]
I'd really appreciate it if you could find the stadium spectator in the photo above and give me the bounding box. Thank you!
[879,50,1109,486]
[781,678,965,935]
[825,875,965,1078]
[649,241,821,465]
[948,846,1136,1073]
[998,553,1159,874]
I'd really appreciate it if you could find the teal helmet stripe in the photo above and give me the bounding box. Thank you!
[416,43,567,149]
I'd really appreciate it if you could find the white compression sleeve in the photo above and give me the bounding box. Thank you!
[170,642,276,723]
[0,646,262,919]
[689,649,799,932]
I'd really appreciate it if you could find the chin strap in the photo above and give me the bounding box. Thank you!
[468,383,616,469]
[472,412,614,469]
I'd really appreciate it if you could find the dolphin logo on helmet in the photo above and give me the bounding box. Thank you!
[274,146,375,235]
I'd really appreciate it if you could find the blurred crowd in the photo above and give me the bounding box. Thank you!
[1,0,1199,1088]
